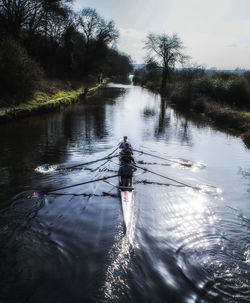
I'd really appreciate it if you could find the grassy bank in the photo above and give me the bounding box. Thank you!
[187,97,250,149]
[0,80,105,123]
[170,92,250,150]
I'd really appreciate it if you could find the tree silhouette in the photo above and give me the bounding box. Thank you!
[144,33,188,94]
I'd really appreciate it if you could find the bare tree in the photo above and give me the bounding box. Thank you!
[39,0,71,40]
[0,0,42,37]
[144,33,188,94]
[0,0,72,38]
[77,8,119,74]
[78,8,119,47]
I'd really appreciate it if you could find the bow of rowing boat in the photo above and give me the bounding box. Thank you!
[120,187,134,233]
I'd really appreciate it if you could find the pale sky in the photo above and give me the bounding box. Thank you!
[74,0,250,69]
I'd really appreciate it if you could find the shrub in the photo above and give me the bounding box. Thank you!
[133,67,147,85]
[242,131,250,149]
[227,78,250,107]
[211,72,238,81]
[192,96,208,113]
[243,71,250,82]
[170,82,189,106]
[0,38,43,106]
[192,76,250,108]
[192,77,213,96]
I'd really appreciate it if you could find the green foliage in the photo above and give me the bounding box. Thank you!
[227,78,250,106]
[192,77,213,96]
[133,66,161,91]
[0,38,43,105]
[174,68,205,82]
[211,72,238,80]
[243,71,250,82]
[193,75,250,108]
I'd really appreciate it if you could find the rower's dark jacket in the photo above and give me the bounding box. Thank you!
[119,141,130,149]
[120,143,133,154]
[120,154,135,164]
[118,164,136,177]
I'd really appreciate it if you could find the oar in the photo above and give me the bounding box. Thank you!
[106,146,119,157]
[49,146,120,172]
[134,164,197,189]
[63,154,119,170]
[34,174,119,196]
[133,149,191,167]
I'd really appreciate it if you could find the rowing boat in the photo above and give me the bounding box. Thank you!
[119,185,134,233]
[119,153,135,233]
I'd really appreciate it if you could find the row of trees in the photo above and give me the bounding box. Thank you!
[0,1,133,105]
[134,32,250,109]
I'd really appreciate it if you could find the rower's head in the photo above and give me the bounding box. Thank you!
[123,136,128,142]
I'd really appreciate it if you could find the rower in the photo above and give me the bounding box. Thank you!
[120,150,135,165]
[119,136,131,150]
[120,142,133,155]
[118,160,136,187]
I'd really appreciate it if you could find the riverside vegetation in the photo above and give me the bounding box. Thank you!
[0,1,132,119]
[133,32,250,149]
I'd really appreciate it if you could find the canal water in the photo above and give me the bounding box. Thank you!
[0,83,250,302]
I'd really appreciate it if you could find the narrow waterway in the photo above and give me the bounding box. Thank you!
[0,83,250,303]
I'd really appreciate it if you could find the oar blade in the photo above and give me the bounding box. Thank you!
[33,191,47,197]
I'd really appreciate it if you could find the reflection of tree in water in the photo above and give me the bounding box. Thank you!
[83,87,125,139]
[66,87,124,145]
[0,87,124,204]
[238,166,250,199]
[0,113,74,203]
[154,98,171,138]
[151,97,194,146]
[173,111,193,146]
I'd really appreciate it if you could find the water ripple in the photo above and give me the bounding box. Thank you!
[35,164,58,173]
[176,207,250,302]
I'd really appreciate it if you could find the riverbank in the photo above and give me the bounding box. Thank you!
[134,81,250,150]
[0,79,106,123]
[172,96,250,150]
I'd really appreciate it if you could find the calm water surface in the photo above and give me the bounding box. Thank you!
[0,83,250,302]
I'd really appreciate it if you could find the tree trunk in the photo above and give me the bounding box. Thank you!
[160,67,168,95]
